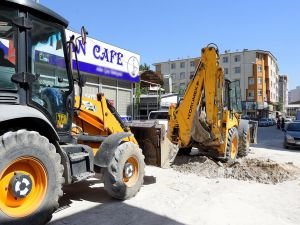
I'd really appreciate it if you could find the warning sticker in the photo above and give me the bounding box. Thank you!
[56,113,68,127]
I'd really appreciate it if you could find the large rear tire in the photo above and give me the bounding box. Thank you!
[103,142,145,200]
[0,130,64,225]
[237,122,250,157]
[225,127,239,163]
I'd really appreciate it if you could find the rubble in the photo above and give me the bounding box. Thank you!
[172,155,300,184]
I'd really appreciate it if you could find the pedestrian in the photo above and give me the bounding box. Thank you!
[281,117,285,130]
[277,117,281,129]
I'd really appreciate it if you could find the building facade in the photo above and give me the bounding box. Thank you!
[219,50,279,118]
[278,75,288,113]
[288,86,300,104]
[153,57,200,94]
[154,49,279,118]
[286,104,300,117]
[66,30,140,119]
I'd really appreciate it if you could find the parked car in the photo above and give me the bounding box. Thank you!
[283,122,300,149]
[267,118,274,126]
[271,118,276,125]
[285,117,293,123]
[241,115,250,120]
[258,118,269,127]
[148,110,169,120]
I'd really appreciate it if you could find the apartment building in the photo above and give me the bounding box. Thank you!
[278,75,288,113]
[219,49,279,118]
[154,49,279,118]
[153,57,200,95]
[288,86,300,104]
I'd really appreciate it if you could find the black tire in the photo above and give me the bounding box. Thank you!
[177,147,192,156]
[225,127,239,163]
[0,130,64,225]
[238,122,250,157]
[103,142,145,200]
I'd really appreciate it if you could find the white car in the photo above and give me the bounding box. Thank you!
[148,111,169,130]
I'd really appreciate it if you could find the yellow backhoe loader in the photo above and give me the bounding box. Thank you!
[130,44,257,167]
[167,44,254,162]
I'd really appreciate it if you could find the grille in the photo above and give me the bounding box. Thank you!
[0,93,19,104]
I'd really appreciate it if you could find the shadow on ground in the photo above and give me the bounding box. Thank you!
[51,201,183,225]
[56,175,157,210]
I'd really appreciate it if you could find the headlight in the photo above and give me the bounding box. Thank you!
[286,134,294,140]
[286,134,295,143]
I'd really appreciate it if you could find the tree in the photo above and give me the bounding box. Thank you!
[139,63,150,71]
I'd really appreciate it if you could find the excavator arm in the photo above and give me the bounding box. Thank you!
[168,45,225,148]
[73,94,138,155]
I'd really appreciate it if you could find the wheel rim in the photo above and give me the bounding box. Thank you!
[230,135,238,159]
[123,156,139,187]
[0,157,48,218]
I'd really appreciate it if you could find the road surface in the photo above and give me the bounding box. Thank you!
[50,126,300,225]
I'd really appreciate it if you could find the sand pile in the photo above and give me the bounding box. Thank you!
[172,155,300,184]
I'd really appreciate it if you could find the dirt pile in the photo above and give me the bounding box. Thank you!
[172,155,300,184]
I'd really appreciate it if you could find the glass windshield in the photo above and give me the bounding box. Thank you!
[149,111,168,120]
[287,123,300,131]
[29,15,71,130]
[0,9,17,90]
[229,80,242,113]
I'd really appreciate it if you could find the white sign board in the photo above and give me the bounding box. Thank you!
[66,30,140,82]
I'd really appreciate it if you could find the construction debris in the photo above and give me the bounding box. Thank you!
[172,155,300,184]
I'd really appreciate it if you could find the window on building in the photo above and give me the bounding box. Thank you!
[257,77,262,84]
[180,62,185,68]
[171,73,176,80]
[155,64,161,72]
[248,90,254,99]
[179,83,186,95]
[234,67,241,73]
[258,65,262,73]
[234,55,241,62]
[257,53,262,60]
[224,68,228,74]
[190,71,194,79]
[171,63,176,69]
[223,57,228,63]
[180,72,185,79]
[258,89,262,96]
[248,77,254,85]
[190,61,195,67]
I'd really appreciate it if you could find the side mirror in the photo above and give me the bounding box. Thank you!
[78,74,86,87]
[81,26,88,45]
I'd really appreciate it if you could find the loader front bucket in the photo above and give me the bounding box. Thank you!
[129,120,179,168]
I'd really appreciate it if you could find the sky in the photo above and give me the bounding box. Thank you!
[40,0,300,89]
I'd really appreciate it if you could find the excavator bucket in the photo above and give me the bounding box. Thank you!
[129,120,179,168]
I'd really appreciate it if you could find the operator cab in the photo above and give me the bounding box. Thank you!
[0,0,78,139]
[224,78,242,113]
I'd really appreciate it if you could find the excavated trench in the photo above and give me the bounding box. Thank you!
[172,155,300,184]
